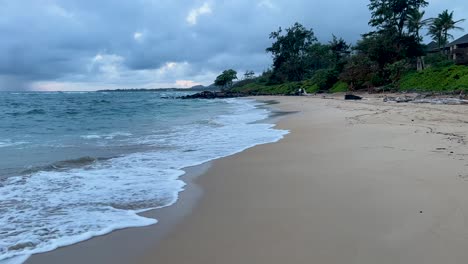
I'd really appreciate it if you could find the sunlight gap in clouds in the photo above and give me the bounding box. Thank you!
[186,2,212,26]
[134,32,144,42]
[31,57,208,91]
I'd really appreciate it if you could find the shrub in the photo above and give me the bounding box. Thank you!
[425,53,454,68]
[330,81,348,93]
[309,69,339,92]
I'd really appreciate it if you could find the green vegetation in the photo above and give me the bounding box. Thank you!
[215,0,467,95]
[214,69,238,90]
[231,79,321,95]
[428,10,466,50]
[400,65,468,91]
[330,82,349,93]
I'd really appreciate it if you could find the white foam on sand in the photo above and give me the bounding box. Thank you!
[0,99,288,263]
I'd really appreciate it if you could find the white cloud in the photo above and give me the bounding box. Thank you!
[258,0,277,10]
[88,53,125,80]
[186,2,212,26]
[48,4,75,19]
[133,32,144,42]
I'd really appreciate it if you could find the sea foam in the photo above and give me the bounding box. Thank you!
[0,98,288,263]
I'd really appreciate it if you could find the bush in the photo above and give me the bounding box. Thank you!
[231,82,300,95]
[384,60,411,87]
[330,81,348,93]
[232,78,325,95]
[339,54,379,90]
[309,69,339,92]
[425,53,454,68]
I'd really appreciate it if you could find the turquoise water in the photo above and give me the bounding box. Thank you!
[0,91,288,263]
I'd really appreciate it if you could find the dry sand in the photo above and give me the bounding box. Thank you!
[29,96,468,264]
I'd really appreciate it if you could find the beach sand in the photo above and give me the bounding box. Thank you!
[29,96,468,264]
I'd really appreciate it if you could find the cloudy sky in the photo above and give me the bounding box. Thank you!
[0,0,467,91]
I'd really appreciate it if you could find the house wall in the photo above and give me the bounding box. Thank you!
[450,45,468,65]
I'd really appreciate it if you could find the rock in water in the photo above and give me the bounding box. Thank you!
[345,94,362,100]
[180,91,246,99]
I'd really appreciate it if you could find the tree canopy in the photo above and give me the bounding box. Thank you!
[266,23,318,82]
[428,10,466,50]
[214,69,238,89]
[368,0,428,36]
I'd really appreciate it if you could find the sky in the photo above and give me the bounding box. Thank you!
[0,0,467,91]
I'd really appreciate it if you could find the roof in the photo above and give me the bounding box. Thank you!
[449,34,468,46]
[426,41,439,51]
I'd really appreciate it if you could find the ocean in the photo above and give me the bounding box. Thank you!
[0,91,288,263]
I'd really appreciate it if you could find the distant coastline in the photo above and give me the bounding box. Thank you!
[97,85,219,93]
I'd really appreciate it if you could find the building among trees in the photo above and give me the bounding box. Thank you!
[449,34,468,65]
[426,34,468,65]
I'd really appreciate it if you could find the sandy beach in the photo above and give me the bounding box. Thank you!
[28,95,468,264]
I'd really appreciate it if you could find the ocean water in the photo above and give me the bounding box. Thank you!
[0,91,288,263]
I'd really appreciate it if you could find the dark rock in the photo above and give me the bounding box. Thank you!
[180,91,246,99]
[345,94,362,100]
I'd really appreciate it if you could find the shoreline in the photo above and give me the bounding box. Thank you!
[24,162,208,264]
[24,98,290,264]
[27,95,468,264]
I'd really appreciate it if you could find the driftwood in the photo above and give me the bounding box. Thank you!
[383,96,414,103]
[384,95,468,105]
[413,98,468,105]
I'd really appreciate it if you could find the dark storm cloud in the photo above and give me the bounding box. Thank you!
[0,0,466,90]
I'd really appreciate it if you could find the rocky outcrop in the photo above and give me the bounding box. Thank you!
[180,91,247,99]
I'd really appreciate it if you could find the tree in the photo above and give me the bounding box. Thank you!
[361,0,426,77]
[340,54,378,90]
[266,22,317,82]
[406,10,432,70]
[328,35,351,72]
[438,10,465,50]
[428,10,465,51]
[428,18,444,50]
[406,10,432,41]
[329,35,351,62]
[305,43,334,75]
[368,0,428,37]
[244,70,255,79]
[214,69,238,89]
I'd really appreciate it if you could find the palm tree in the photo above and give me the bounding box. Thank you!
[429,10,466,51]
[428,18,444,51]
[407,10,432,42]
[407,10,433,70]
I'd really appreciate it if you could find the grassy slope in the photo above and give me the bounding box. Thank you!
[399,65,468,92]
[231,80,321,95]
[232,65,468,95]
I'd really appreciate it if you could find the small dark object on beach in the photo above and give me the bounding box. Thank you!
[345,94,362,100]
